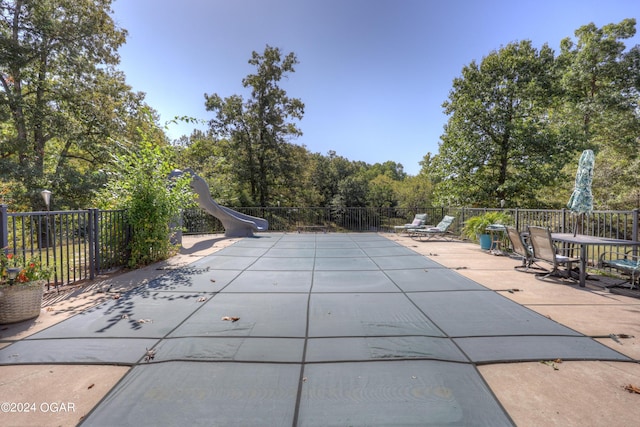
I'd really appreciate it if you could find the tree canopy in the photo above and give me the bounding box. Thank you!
[557,18,640,208]
[0,4,637,213]
[431,40,568,207]
[428,19,640,209]
[0,0,153,210]
[204,45,305,207]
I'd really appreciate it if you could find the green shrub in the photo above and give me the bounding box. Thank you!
[102,134,194,268]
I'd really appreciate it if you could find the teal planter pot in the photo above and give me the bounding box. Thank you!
[479,234,492,250]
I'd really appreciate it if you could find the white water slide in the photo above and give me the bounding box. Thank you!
[172,169,268,237]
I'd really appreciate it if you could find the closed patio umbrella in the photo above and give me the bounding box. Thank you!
[567,149,594,236]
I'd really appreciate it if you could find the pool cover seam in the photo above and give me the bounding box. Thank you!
[292,233,319,427]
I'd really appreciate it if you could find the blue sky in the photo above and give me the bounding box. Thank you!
[111,0,639,176]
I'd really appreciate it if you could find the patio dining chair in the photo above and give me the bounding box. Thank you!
[599,250,640,289]
[505,226,545,272]
[527,226,579,282]
[411,215,456,241]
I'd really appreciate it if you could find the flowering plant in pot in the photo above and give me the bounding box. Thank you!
[0,251,52,324]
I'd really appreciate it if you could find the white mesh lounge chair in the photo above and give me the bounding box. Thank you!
[527,226,579,281]
[412,215,456,241]
[393,213,428,235]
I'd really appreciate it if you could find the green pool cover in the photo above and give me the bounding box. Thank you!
[0,233,629,426]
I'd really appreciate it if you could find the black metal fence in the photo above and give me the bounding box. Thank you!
[184,206,639,271]
[0,205,129,289]
[2,204,638,289]
[184,206,639,240]
[184,207,453,234]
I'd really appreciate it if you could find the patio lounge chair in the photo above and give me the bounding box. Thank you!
[527,226,579,282]
[505,226,545,272]
[412,215,456,241]
[393,213,428,235]
[599,250,640,289]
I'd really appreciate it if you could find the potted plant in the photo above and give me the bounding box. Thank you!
[462,211,512,250]
[0,251,52,324]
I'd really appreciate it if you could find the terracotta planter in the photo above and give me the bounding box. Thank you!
[0,280,46,324]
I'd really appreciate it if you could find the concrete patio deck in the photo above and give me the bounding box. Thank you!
[1,232,639,426]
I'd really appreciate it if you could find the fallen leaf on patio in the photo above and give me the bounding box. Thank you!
[197,297,207,302]
[87,383,95,389]
[624,384,640,394]
[454,266,467,270]
[121,314,129,319]
[210,278,216,282]
[221,316,240,322]
[144,348,156,362]
[112,293,120,299]
[540,360,560,370]
[46,306,54,312]
[138,318,153,324]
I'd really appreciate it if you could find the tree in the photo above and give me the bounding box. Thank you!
[431,40,573,207]
[0,0,148,209]
[332,175,368,208]
[366,174,396,208]
[556,19,640,209]
[173,130,245,205]
[205,45,304,207]
[307,150,361,206]
[394,174,433,210]
[362,161,407,181]
[558,19,637,147]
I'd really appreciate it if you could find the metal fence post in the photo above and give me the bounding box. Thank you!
[631,209,639,257]
[94,209,101,276]
[1,204,7,251]
[88,208,98,279]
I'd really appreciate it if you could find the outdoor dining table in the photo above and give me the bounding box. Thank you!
[551,233,640,288]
